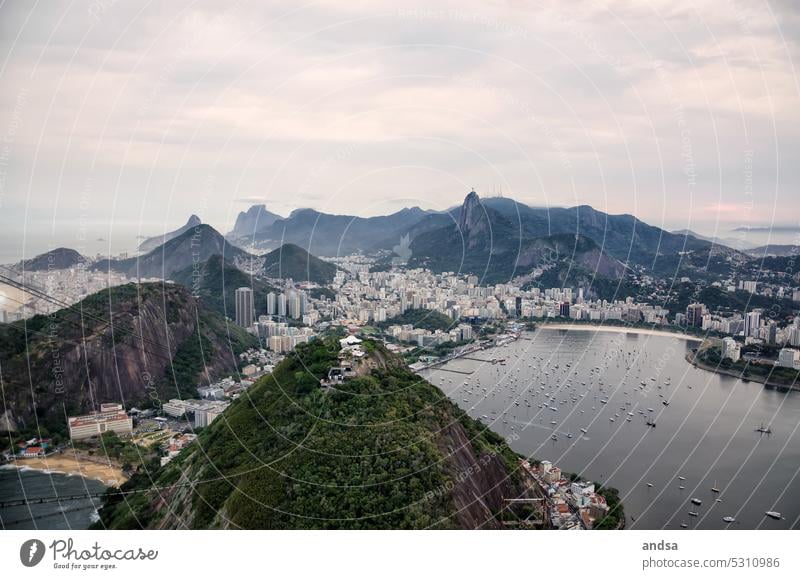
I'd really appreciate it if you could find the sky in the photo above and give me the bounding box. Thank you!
[0,0,799,261]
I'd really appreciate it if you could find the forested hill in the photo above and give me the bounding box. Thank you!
[0,283,257,438]
[94,338,529,529]
[379,308,455,332]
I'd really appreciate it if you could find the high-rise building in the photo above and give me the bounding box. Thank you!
[721,337,741,363]
[266,292,276,316]
[767,321,778,344]
[686,303,704,327]
[744,311,761,338]
[777,348,799,369]
[515,296,523,317]
[288,291,302,319]
[277,293,287,317]
[559,302,570,318]
[235,287,254,328]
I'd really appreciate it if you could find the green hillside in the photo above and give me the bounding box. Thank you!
[94,338,527,529]
[380,308,455,332]
[262,243,338,284]
[172,254,278,319]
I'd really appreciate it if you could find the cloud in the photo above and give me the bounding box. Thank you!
[0,0,797,253]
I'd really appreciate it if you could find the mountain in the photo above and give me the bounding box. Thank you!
[477,198,716,271]
[138,214,202,253]
[93,338,533,529]
[227,204,282,242]
[242,206,434,256]
[262,243,337,283]
[20,247,86,271]
[95,224,254,279]
[745,244,800,258]
[171,254,278,318]
[671,229,756,251]
[0,283,257,437]
[408,192,625,283]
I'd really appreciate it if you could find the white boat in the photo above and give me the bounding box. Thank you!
[723,516,736,523]
[765,511,782,520]
[688,511,699,517]
[691,498,702,505]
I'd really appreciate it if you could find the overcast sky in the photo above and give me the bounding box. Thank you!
[1,0,798,259]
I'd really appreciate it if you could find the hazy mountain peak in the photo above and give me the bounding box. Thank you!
[458,190,484,233]
[138,214,203,253]
[229,204,281,238]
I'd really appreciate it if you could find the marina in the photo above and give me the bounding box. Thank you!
[420,327,800,529]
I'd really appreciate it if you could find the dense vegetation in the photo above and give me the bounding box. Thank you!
[262,243,338,283]
[172,254,277,319]
[94,338,525,529]
[380,308,455,332]
[0,283,256,441]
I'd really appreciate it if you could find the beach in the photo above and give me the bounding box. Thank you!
[538,323,703,343]
[6,450,127,487]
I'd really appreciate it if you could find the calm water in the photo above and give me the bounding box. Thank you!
[0,467,106,530]
[421,328,800,530]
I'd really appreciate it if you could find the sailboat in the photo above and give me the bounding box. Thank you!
[711,481,720,493]
[756,423,772,434]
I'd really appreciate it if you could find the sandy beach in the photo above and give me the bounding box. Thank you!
[538,323,703,343]
[7,450,127,487]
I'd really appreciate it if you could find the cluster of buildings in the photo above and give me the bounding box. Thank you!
[234,286,314,328]
[234,286,320,353]
[10,437,52,459]
[162,398,230,428]
[385,322,473,348]
[689,302,800,368]
[160,432,198,466]
[523,459,610,530]
[0,265,140,323]
[320,335,365,388]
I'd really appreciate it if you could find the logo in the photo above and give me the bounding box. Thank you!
[392,234,412,265]
[19,539,46,567]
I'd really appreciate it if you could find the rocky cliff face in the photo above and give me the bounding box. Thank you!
[229,205,282,239]
[0,283,256,434]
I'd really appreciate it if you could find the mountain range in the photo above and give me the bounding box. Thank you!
[223,192,745,283]
[13,190,756,287]
[91,223,337,285]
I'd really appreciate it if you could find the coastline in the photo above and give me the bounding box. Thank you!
[686,349,800,392]
[537,323,703,343]
[2,449,128,487]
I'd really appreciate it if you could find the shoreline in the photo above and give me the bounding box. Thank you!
[2,450,128,487]
[536,323,703,343]
[686,349,800,392]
